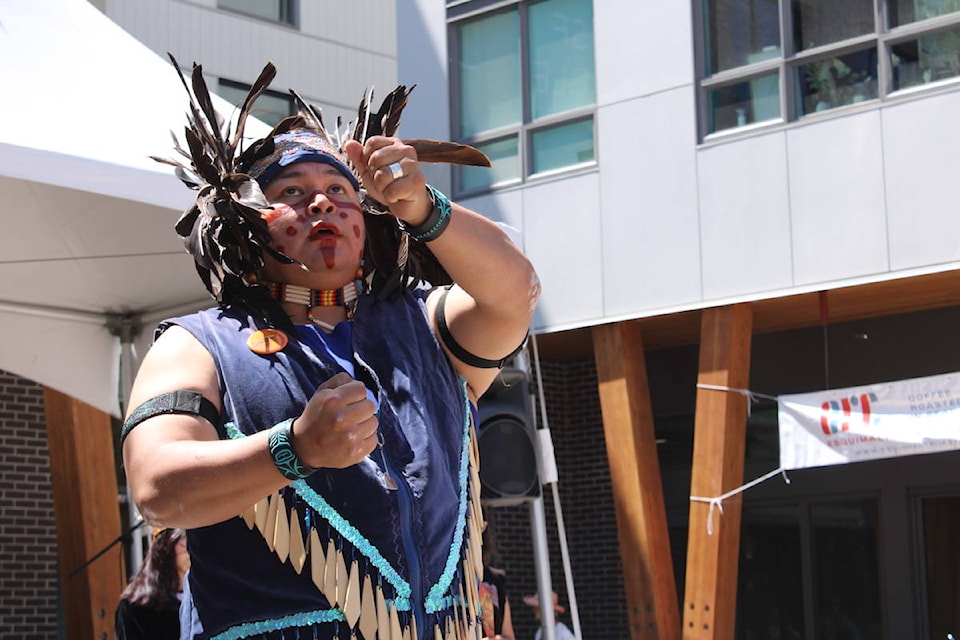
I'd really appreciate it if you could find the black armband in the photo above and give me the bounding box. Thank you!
[120,390,220,446]
[435,287,527,369]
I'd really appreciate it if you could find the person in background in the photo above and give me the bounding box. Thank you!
[115,527,189,640]
[479,526,515,639]
[523,592,576,640]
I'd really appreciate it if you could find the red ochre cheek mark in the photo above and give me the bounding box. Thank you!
[261,209,283,223]
[285,226,298,236]
[274,243,285,253]
[353,225,362,239]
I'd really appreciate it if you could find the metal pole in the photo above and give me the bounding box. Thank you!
[529,495,557,640]
[530,334,582,639]
[107,313,145,575]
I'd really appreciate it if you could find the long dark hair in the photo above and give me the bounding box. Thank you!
[119,528,185,611]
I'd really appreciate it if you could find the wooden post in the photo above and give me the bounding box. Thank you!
[682,304,753,640]
[43,387,125,640]
[594,320,680,640]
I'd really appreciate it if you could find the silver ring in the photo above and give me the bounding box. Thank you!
[387,162,404,180]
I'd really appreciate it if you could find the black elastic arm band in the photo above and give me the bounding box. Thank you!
[120,390,220,446]
[435,287,526,369]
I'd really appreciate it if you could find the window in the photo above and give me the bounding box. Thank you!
[449,0,597,194]
[218,0,295,26]
[217,80,295,128]
[697,0,960,138]
[736,498,881,640]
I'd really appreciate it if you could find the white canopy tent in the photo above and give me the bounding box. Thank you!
[0,0,268,417]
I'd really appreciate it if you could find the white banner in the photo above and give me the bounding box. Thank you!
[778,370,960,470]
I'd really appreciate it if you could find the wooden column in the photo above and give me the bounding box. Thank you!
[43,387,125,640]
[682,304,753,640]
[594,320,680,640]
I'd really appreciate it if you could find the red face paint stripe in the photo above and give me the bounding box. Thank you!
[330,197,362,213]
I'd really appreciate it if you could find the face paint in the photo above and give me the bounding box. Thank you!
[353,225,362,239]
[313,235,338,269]
[330,196,362,214]
[261,208,283,224]
[285,226,298,237]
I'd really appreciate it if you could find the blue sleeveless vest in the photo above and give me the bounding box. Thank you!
[162,290,484,640]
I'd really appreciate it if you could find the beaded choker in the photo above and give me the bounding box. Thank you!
[268,282,362,329]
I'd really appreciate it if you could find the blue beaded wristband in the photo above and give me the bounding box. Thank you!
[401,185,452,242]
[268,418,318,480]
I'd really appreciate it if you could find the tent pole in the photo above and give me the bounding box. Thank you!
[107,313,146,575]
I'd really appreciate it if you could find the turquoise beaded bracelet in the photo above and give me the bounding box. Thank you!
[400,185,452,242]
[268,418,318,480]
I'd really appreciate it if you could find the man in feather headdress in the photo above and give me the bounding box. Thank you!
[121,59,539,640]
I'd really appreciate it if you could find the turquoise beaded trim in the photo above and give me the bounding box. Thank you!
[425,378,472,614]
[291,477,412,605]
[223,422,410,605]
[210,608,343,640]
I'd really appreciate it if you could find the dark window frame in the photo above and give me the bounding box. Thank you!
[217,0,298,28]
[694,0,960,142]
[448,0,598,197]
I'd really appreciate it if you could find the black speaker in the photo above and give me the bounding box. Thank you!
[476,368,540,506]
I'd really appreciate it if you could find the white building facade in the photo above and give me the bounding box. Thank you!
[97,0,398,128]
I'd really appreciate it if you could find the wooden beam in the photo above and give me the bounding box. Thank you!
[43,387,125,640]
[682,304,753,640]
[593,320,680,640]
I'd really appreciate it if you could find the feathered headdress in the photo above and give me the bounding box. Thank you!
[152,55,489,326]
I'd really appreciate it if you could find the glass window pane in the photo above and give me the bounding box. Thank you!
[531,118,594,174]
[890,0,960,27]
[791,0,873,51]
[708,72,781,133]
[460,137,520,192]
[921,495,960,639]
[217,83,293,127]
[892,26,960,90]
[737,505,805,640]
[219,0,291,24]
[796,48,878,115]
[529,0,596,119]
[459,11,521,137]
[811,500,881,640]
[704,0,781,75]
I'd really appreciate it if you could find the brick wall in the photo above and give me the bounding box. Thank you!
[485,359,628,640]
[0,370,59,638]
